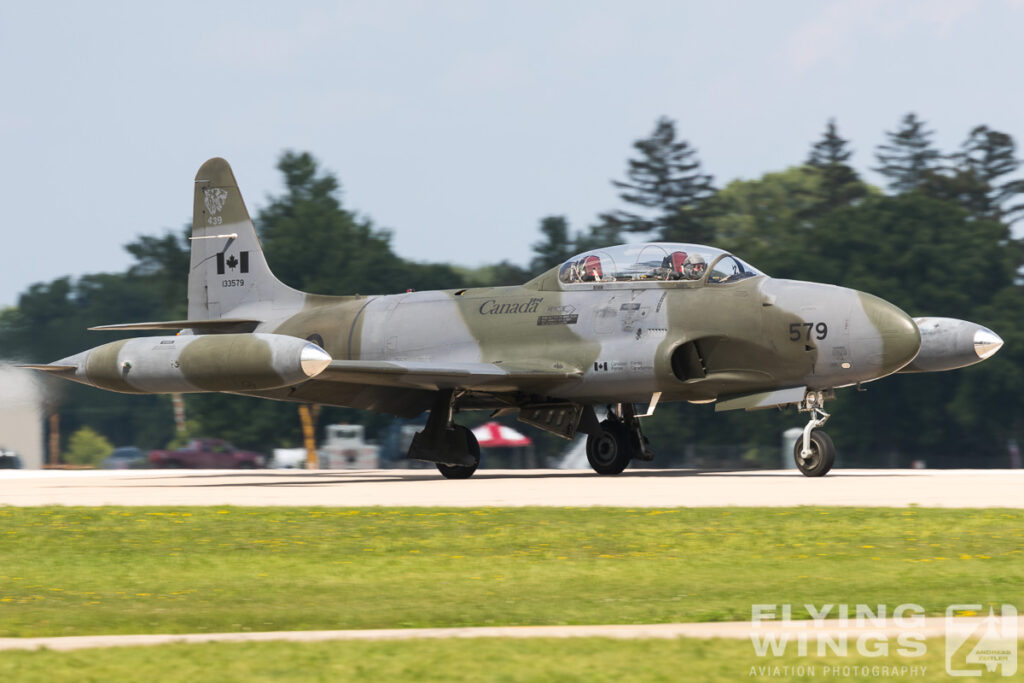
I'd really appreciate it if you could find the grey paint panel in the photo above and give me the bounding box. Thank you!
[715,386,808,412]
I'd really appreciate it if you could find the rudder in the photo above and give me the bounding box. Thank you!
[189,158,303,320]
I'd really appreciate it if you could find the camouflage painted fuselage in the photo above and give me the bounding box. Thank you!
[254,267,920,417]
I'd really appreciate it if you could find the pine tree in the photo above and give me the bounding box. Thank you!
[805,118,866,212]
[874,113,941,194]
[955,125,1024,224]
[607,117,716,243]
[529,216,574,274]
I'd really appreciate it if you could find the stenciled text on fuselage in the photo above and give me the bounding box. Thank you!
[478,297,544,315]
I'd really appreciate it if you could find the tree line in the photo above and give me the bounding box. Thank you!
[2,112,1023,467]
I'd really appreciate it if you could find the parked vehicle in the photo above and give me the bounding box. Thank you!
[270,447,307,469]
[149,439,266,469]
[101,446,150,469]
[319,425,380,469]
[0,448,22,469]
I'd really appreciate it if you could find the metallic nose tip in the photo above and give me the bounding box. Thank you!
[300,343,332,377]
[974,328,1003,360]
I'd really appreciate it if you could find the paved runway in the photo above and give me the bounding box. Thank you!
[2,468,1022,507]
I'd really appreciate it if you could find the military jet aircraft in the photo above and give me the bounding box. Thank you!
[23,158,1004,478]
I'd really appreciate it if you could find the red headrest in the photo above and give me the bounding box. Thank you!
[671,251,688,273]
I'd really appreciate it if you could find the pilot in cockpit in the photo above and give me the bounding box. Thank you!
[682,253,707,280]
[580,255,603,281]
[648,251,688,280]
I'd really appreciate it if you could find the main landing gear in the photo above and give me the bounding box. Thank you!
[586,403,654,475]
[794,390,835,477]
[435,425,480,480]
[408,390,481,479]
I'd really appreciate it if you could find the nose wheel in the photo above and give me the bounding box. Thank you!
[793,429,835,476]
[795,391,835,477]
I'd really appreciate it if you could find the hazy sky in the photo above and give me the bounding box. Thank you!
[3,1,1024,308]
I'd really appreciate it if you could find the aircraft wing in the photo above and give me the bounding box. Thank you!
[316,360,584,392]
[89,319,260,332]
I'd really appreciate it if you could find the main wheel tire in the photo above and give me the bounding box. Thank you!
[436,425,481,479]
[586,420,631,475]
[793,429,835,477]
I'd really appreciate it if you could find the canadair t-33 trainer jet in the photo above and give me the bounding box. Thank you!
[24,158,1004,478]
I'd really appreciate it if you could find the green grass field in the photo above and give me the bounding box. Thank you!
[0,637,959,682]
[1,506,1021,638]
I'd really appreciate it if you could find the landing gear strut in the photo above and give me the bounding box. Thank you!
[794,390,835,477]
[586,403,654,475]
[408,390,482,479]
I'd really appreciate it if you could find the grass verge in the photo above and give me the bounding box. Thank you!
[0,638,967,682]
[0,506,1021,637]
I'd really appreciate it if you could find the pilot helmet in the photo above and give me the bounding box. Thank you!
[683,253,707,279]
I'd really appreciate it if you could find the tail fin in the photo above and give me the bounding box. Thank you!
[189,158,304,320]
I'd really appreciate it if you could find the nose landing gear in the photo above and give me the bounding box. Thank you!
[794,390,835,477]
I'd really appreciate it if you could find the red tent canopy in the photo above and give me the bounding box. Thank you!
[471,421,532,448]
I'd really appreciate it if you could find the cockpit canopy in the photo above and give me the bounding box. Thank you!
[557,243,764,286]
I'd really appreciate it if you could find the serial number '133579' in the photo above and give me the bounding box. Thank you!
[222,279,244,288]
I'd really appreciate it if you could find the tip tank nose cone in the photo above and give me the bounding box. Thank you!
[974,328,1003,360]
[300,343,332,377]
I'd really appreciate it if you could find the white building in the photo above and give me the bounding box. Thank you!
[0,365,45,469]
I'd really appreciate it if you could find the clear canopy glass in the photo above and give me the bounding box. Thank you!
[557,243,763,285]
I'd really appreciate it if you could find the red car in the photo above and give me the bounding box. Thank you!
[149,438,266,469]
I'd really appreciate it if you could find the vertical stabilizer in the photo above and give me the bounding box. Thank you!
[189,158,303,320]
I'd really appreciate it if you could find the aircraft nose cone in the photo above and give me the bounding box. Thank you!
[974,327,1003,360]
[860,293,922,374]
[300,343,332,377]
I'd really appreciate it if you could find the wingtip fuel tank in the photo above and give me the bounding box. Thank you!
[899,317,1003,373]
[29,333,331,394]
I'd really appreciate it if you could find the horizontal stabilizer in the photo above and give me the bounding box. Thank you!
[318,360,582,391]
[17,364,77,373]
[89,318,261,332]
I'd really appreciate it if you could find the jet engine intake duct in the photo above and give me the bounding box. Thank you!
[55,333,331,394]
[671,341,707,381]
